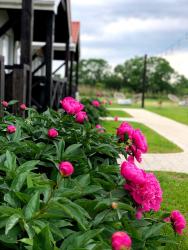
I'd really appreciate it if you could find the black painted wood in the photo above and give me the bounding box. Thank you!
[0,56,5,102]
[45,11,55,108]
[20,0,33,106]
[0,20,12,37]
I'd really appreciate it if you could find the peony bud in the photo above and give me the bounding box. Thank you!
[2,101,8,108]
[48,128,58,138]
[92,100,100,107]
[7,125,16,134]
[20,103,27,110]
[112,202,118,209]
[59,161,74,177]
[112,232,132,250]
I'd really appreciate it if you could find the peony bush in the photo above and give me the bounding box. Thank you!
[0,98,186,250]
[81,98,108,125]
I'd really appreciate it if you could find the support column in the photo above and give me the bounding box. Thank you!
[75,59,79,92]
[0,56,5,101]
[69,52,74,96]
[20,0,33,106]
[45,12,55,108]
[65,39,70,96]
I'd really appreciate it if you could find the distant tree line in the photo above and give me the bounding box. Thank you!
[78,57,188,95]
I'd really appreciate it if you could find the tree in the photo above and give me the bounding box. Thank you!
[79,59,111,86]
[115,56,176,93]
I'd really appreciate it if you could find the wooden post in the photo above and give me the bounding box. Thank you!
[20,0,33,106]
[75,59,79,92]
[0,56,5,101]
[69,52,74,96]
[45,12,55,109]
[141,54,147,109]
[65,39,70,96]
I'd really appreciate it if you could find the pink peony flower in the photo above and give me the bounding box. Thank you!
[75,111,88,124]
[59,161,74,177]
[114,116,119,122]
[117,122,134,142]
[112,232,132,250]
[20,103,27,110]
[48,128,58,138]
[96,124,105,133]
[109,100,113,105]
[102,99,107,105]
[132,129,148,153]
[2,101,8,108]
[60,97,84,115]
[165,210,186,235]
[7,125,16,134]
[121,161,146,185]
[129,145,142,163]
[92,100,100,107]
[125,171,162,213]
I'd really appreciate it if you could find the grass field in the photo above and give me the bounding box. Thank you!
[154,172,188,249]
[101,120,182,153]
[107,109,132,118]
[147,106,188,126]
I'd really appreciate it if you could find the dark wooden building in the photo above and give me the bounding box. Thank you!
[0,0,80,111]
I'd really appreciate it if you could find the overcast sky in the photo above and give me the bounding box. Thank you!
[71,0,188,76]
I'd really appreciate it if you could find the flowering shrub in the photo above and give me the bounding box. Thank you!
[0,98,186,250]
[81,98,108,125]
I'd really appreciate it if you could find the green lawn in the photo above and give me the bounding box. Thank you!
[107,109,132,118]
[154,172,188,249]
[147,106,188,126]
[101,121,182,153]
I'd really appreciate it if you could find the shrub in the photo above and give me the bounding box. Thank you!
[81,98,108,125]
[0,99,185,250]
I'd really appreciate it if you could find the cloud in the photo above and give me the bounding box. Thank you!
[163,49,188,77]
[71,0,188,77]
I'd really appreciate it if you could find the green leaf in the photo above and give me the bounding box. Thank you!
[8,100,19,105]
[17,160,40,174]
[4,192,20,208]
[19,238,33,246]
[4,151,17,171]
[24,192,40,219]
[75,174,90,187]
[11,172,28,191]
[144,223,165,240]
[33,226,53,250]
[54,140,65,161]
[5,214,21,235]
[64,144,82,157]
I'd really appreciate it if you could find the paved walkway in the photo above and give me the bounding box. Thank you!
[109,108,188,173]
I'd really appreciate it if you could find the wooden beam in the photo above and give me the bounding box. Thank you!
[52,61,65,75]
[45,11,55,108]
[20,0,34,106]
[65,39,70,96]
[75,59,79,91]
[0,20,12,37]
[32,61,45,76]
[69,52,74,96]
[0,56,5,101]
